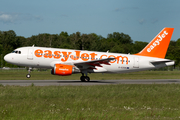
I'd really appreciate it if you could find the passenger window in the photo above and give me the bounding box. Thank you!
[19,51,21,54]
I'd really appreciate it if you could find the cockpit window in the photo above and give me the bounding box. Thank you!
[12,50,21,54]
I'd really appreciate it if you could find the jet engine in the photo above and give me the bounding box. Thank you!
[51,64,79,76]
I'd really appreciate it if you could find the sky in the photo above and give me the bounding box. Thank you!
[0,0,180,42]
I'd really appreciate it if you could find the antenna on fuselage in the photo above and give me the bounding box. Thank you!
[107,50,109,53]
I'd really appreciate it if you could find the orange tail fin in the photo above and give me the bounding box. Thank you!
[135,27,174,58]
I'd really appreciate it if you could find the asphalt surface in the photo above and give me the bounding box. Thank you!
[0,79,180,86]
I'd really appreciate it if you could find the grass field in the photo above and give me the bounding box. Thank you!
[1,70,180,80]
[0,84,180,119]
[1,70,180,119]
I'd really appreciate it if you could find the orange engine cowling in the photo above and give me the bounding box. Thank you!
[51,64,75,76]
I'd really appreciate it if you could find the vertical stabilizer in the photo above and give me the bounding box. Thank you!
[135,28,174,58]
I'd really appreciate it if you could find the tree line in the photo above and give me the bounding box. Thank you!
[0,30,180,67]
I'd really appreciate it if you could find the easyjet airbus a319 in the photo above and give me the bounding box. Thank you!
[4,28,175,82]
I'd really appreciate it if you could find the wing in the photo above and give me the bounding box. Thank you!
[50,57,115,72]
[74,58,115,71]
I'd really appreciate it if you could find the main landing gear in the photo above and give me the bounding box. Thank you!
[26,67,32,78]
[80,73,90,82]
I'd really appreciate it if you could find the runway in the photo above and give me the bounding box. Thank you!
[0,79,180,86]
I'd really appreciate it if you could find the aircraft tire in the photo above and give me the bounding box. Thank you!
[84,76,90,82]
[80,76,90,82]
[26,74,31,78]
[80,76,85,82]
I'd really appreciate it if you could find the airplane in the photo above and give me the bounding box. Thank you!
[4,27,175,82]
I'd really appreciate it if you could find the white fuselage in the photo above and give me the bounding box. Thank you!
[4,46,174,74]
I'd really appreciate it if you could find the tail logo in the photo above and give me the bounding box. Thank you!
[147,30,168,52]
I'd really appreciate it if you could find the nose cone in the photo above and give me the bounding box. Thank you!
[4,54,11,63]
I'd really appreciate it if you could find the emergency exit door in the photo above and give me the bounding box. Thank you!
[27,49,33,60]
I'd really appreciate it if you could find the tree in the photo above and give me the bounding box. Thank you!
[133,41,148,54]
[107,32,133,44]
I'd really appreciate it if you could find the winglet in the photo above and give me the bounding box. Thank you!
[135,28,174,58]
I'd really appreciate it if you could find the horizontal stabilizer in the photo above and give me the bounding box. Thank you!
[150,59,174,63]
[150,59,175,66]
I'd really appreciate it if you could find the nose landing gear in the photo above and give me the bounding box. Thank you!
[26,67,32,78]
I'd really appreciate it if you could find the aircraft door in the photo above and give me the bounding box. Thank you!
[27,49,33,60]
[134,57,139,68]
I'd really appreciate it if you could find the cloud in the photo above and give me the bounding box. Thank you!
[151,19,158,24]
[0,13,18,23]
[138,19,146,25]
[115,8,121,12]
[0,12,43,24]
[138,18,159,25]
[22,14,43,21]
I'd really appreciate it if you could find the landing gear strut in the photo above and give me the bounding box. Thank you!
[26,67,32,78]
[80,73,90,82]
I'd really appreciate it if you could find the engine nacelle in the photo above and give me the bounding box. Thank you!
[51,64,78,76]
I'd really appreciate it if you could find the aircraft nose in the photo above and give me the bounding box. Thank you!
[4,54,11,63]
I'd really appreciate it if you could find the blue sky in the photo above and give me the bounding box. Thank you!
[0,0,180,42]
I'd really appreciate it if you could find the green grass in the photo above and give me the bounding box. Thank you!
[1,70,180,119]
[1,70,180,80]
[0,84,180,119]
